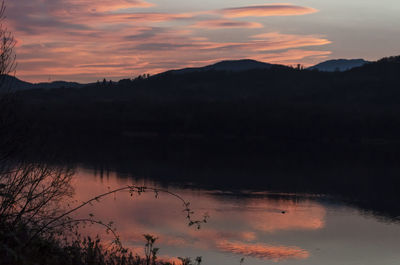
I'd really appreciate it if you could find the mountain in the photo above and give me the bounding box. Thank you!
[34,81,84,90]
[0,75,85,92]
[0,57,390,91]
[163,59,275,75]
[308,59,369,72]
[0,75,34,92]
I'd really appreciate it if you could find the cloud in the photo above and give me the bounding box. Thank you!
[216,240,309,261]
[220,4,318,18]
[124,32,329,53]
[31,0,154,14]
[6,0,160,34]
[7,0,330,82]
[15,34,330,82]
[68,0,155,12]
[15,30,330,82]
[254,49,331,65]
[249,32,331,51]
[77,12,194,24]
[192,19,263,29]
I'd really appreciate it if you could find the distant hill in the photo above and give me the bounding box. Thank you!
[0,75,85,92]
[0,75,34,92]
[34,81,84,90]
[162,59,275,75]
[308,59,369,72]
[0,57,392,92]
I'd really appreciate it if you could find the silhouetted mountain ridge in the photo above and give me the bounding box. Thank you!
[0,75,86,92]
[162,59,276,75]
[5,57,393,91]
[309,59,369,72]
[34,80,85,90]
[17,55,400,101]
[0,75,34,92]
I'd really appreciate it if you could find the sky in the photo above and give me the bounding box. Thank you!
[5,0,400,83]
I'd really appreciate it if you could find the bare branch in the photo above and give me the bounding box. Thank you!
[27,184,208,246]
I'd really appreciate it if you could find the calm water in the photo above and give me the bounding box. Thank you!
[71,168,400,265]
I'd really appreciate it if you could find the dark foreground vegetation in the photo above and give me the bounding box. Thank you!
[0,100,205,265]
[0,96,205,264]
[0,122,204,265]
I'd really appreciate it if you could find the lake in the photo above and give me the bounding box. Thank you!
[69,167,400,265]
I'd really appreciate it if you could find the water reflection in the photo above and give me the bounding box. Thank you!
[71,169,400,265]
[216,241,309,261]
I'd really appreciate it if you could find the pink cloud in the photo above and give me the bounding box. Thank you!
[248,32,331,51]
[192,19,263,29]
[14,32,330,82]
[44,0,154,15]
[220,4,318,18]
[253,49,331,66]
[6,0,330,82]
[73,12,194,24]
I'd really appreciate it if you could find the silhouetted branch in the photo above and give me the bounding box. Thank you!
[26,184,208,247]
[0,0,16,87]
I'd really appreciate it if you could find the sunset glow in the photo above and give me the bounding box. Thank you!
[6,0,400,82]
[220,4,317,18]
